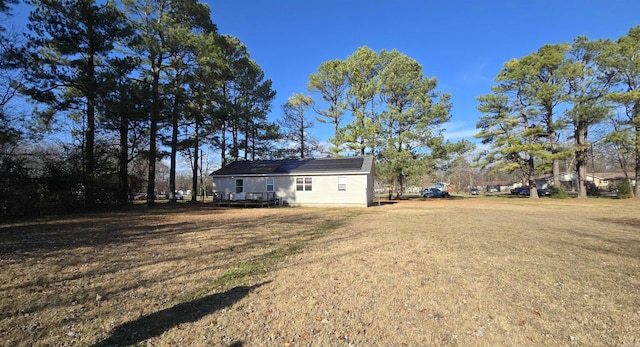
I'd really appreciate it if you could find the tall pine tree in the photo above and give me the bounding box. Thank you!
[24,0,131,207]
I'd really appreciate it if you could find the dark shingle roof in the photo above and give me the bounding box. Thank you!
[211,157,370,176]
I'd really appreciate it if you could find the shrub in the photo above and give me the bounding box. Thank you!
[549,185,569,199]
[617,179,633,199]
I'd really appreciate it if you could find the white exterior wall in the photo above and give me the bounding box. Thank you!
[212,173,372,207]
[366,162,375,205]
[211,176,271,193]
[277,174,369,207]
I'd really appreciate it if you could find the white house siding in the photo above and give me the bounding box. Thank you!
[366,170,375,204]
[212,173,372,207]
[278,174,370,207]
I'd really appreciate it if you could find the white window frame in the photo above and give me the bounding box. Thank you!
[338,176,347,191]
[296,177,312,191]
[235,179,244,193]
[266,177,274,192]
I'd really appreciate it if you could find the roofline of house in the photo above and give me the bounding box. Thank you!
[210,156,375,177]
[211,170,371,178]
[536,172,634,180]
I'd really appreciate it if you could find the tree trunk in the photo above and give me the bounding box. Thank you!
[200,149,205,201]
[251,126,256,161]
[528,155,539,199]
[85,54,95,208]
[118,113,129,205]
[192,133,199,203]
[243,126,249,161]
[543,102,561,188]
[300,121,305,159]
[169,92,179,202]
[550,134,561,188]
[232,118,239,161]
[86,96,95,208]
[221,120,227,167]
[635,125,640,198]
[360,109,366,156]
[575,123,588,198]
[221,86,228,167]
[147,67,161,206]
[552,158,561,188]
[147,117,157,205]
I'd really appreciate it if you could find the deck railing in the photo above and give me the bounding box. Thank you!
[213,192,278,207]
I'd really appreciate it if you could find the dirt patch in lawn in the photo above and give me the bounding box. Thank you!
[1,198,639,346]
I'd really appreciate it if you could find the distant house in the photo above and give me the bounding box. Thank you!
[481,180,514,193]
[210,157,376,207]
[589,172,636,190]
[538,172,636,191]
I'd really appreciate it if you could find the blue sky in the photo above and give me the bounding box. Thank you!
[207,0,640,144]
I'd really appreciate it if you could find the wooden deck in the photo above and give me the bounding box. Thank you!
[213,192,278,208]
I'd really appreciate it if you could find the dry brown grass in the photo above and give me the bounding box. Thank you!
[1,198,639,346]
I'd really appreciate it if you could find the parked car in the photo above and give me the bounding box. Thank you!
[132,192,147,200]
[422,187,450,198]
[470,187,479,195]
[510,187,530,195]
[165,191,184,200]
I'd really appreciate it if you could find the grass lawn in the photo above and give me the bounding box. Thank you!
[1,198,639,346]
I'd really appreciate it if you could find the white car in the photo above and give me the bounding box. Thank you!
[165,192,184,200]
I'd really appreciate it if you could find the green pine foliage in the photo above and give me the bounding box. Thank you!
[617,179,633,199]
[549,185,569,199]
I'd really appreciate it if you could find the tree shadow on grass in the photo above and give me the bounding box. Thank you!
[92,281,269,347]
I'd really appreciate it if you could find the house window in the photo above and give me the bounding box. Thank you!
[235,179,243,193]
[338,177,347,191]
[266,177,274,192]
[296,177,312,191]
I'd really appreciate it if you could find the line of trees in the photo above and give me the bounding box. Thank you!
[7,2,636,216]
[1,0,278,214]
[476,27,640,199]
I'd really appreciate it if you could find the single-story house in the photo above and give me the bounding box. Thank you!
[480,180,514,193]
[538,172,636,191]
[589,172,636,190]
[210,156,376,207]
